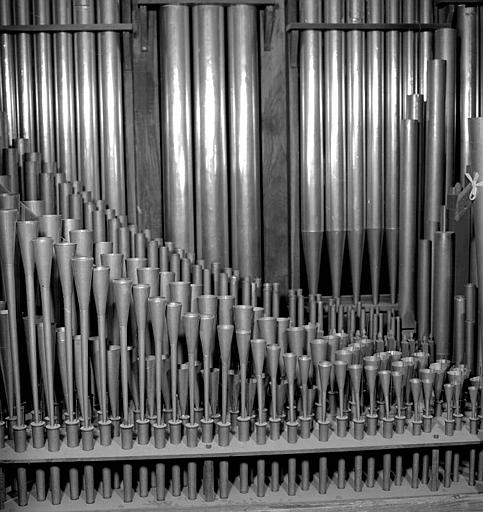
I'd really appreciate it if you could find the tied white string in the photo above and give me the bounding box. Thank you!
[465,172,481,201]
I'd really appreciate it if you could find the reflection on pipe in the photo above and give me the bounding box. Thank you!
[228,5,262,278]
[98,0,125,215]
[300,0,323,295]
[74,0,100,198]
[324,0,345,299]
[346,0,364,302]
[54,0,77,182]
[193,5,229,268]
[159,5,195,253]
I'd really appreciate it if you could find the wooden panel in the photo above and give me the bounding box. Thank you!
[261,1,290,293]
[132,7,162,236]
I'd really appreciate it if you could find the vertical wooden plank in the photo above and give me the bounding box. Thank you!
[131,5,162,236]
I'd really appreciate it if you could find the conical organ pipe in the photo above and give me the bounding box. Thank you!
[15,0,36,146]
[227,4,262,278]
[346,0,364,302]
[53,0,76,181]
[299,0,323,295]
[34,0,55,163]
[366,0,383,304]
[423,60,446,242]
[324,0,345,299]
[159,5,195,253]
[193,5,229,268]
[398,120,419,329]
[73,0,100,198]
[98,0,125,215]
[384,0,401,304]
[0,2,17,144]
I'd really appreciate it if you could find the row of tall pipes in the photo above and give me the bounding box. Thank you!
[299,1,483,310]
[0,0,125,216]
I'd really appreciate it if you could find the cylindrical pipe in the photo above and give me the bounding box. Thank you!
[457,6,477,183]
[73,0,100,198]
[402,0,416,118]
[399,120,419,329]
[385,0,400,304]
[435,29,457,192]
[324,0,345,298]
[159,5,195,253]
[418,0,433,99]
[98,0,125,215]
[300,0,324,295]
[54,0,77,182]
[14,0,36,147]
[193,5,229,268]
[423,60,446,242]
[417,239,432,338]
[432,231,454,359]
[366,0,383,304]
[34,0,55,163]
[0,3,17,145]
[228,4,262,278]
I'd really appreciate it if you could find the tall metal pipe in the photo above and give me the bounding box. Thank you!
[432,231,454,359]
[0,2,17,145]
[300,0,323,295]
[418,0,433,99]
[424,60,446,242]
[346,0,364,302]
[98,0,125,215]
[385,0,401,304]
[73,0,100,198]
[54,0,77,182]
[15,0,36,147]
[398,120,419,329]
[227,4,262,278]
[366,0,383,303]
[324,0,345,298]
[193,5,229,269]
[435,29,457,192]
[34,0,55,163]
[402,0,416,119]
[417,239,431,339]
[159,5,195,254]
[457,5,477,184]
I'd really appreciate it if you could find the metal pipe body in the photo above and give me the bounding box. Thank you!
[0,2,17,144]
[193,5,229,268]
[435,29,456,192]
[385,0,400,304]
[54,0,77,182]
[300,0,323,295]
[457,6,477,183]
[228,4,262,278]
[160,5,195,253]
[417,239,431,338]
[423,60,446,242]
[324,0,345,298]
[346,0,364,301]
[398,120,418,328]
[98,0,125,215]
[366,0,383,303]
[402,0,416,118]
[418,0,433,99]
[15,0,36,147]
[432,231,454,359]
[74,0,100,198]
[34,0,55,163]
